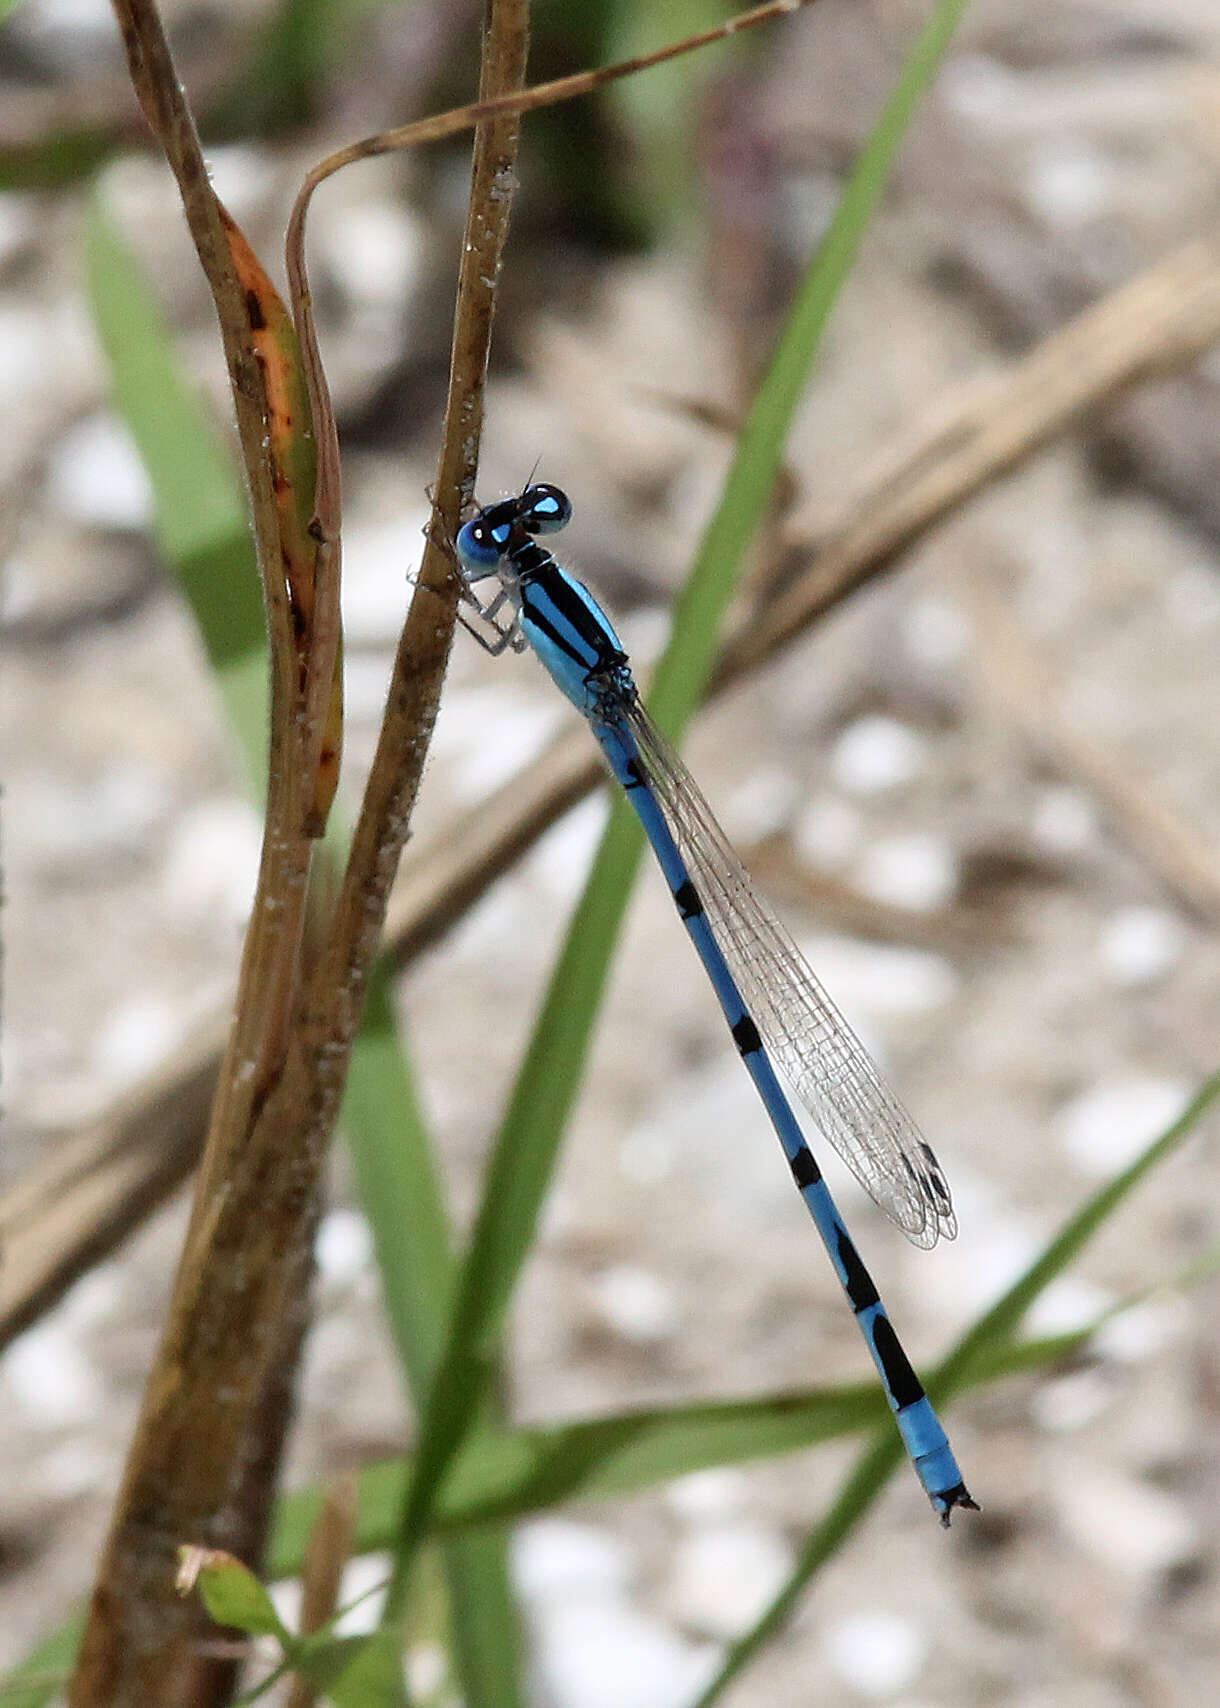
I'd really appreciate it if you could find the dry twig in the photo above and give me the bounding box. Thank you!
[69,0,528,1699]
[967,580,1220,925]
[284,1478,359,1708]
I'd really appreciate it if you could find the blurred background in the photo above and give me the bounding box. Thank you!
[4,0,1220,1701]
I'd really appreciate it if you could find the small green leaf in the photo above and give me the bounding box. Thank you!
[180,1548,291,1643]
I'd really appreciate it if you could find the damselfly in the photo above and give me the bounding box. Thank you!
[455,482,975,1523]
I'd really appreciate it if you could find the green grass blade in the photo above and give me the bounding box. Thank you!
[0,1295,1193,1708]
[341,967,525,1706]
[0,1614,85,1708]
[691,1066,1220,1706]
[385,0,976,1599]
[85,191,523,1707]
[85,197,269,788]
[266,1321,1102,1573]
[342,966,453,1390]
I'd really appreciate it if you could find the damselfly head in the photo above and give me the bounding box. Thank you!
[520,483,572,535]
[456,498,518,568]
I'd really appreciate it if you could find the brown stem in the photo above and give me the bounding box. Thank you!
[283,1477,359,1708]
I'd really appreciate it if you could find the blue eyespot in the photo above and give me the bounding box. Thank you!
[521,483,572,535]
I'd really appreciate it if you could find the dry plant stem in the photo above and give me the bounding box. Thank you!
[740,837,1013,952]
[290,0,821,206]
[0,1018,224,1348]
[72,0,333,1699]
[265,0,530,1271]
[108,0,310,1157]
[284,1478,359,1708]
[728,237,1220,680]
[967,581,1220,925]
[71,0,529,1693]
[13,236,1220,1368]
[187,1253,318,1708]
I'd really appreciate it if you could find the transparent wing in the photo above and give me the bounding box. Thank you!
[624,699,956,1248]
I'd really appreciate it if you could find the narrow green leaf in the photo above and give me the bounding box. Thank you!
[0,1613,84,1708]
[342,967,453,1391]
[269,1321,1091,1576]
[85,196,268,788]
[342,967,525,1706]
[385,0,976,1601]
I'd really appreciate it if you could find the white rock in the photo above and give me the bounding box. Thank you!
[792,793,862,869]
[343,652,396,723]
[1056,1077,1192,1177]
[620,1058,791,1218]
[38,1438,112,1500]
[822,1609,929,1698]
[315,1209,373,1287]
[47,412,152,530]
[923,1213,1040,1323]
[589,1266,679,1344]
[904,593,969,669]
[268,1577,303,1634]
[1054,1465,1197,1578]
[0,307,52,403]
[318,202,422,308]
[723,764,798,842]
[92,996,181,1087]
[533,795,607,898]
[1032,1368,1116,1434]
[666,1520,793,1639]
[203,147,268,221]
[1165,564,1220,631]
[939,51,1023,125]
[1094,1297,1185,1365]
[17,764,170,860]
[1026,1275,1114,1339]
[57,1265,124,1336]
[333,1552,393,1635]
[855,832,958,913]
[1024,140,1114,228]
[16,0,114,47]
[4,1322,103,1427]
[664,1468,750,1524]
[341,511,424,644]
[1098,906,1184,987]
[830,716,926,795]
[91,763,172,842]
[530,1599,720,1708]
[160,798,263,927]
[798,937,958,1023]
[432,683,564,800]
[1031,785,1097,853]
[514,1520,635,1604]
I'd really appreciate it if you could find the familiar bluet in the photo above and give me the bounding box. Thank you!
[455,482,975,1523]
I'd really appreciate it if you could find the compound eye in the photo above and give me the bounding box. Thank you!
[455,516,501,569]
[522,483,573,535]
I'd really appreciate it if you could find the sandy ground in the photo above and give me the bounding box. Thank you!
[5,0,1220,1701]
